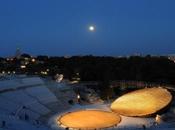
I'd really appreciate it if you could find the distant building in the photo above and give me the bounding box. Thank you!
[168,55,175,63]
[15,48,21,59]
[55,74,64,82]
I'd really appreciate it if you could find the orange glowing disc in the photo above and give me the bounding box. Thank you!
[111,87,172,117]
[58,110,121,129]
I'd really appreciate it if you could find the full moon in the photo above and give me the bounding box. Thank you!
[89,26,95,31]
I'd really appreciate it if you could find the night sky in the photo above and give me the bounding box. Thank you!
[0,0,175,57]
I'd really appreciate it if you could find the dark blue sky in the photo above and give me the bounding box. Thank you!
[0,0,175,56]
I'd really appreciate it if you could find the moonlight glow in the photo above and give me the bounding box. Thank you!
[89,26,95,31]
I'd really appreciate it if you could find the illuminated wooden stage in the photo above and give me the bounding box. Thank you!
[58,110,121,129]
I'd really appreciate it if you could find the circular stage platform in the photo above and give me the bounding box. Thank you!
[58,110,121,129]
[111,87,172,117]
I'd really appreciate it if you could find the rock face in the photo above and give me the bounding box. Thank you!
[111,87,172,117]
[58,110,121,129]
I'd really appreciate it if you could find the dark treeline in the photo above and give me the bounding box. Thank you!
[1,55,175,85]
